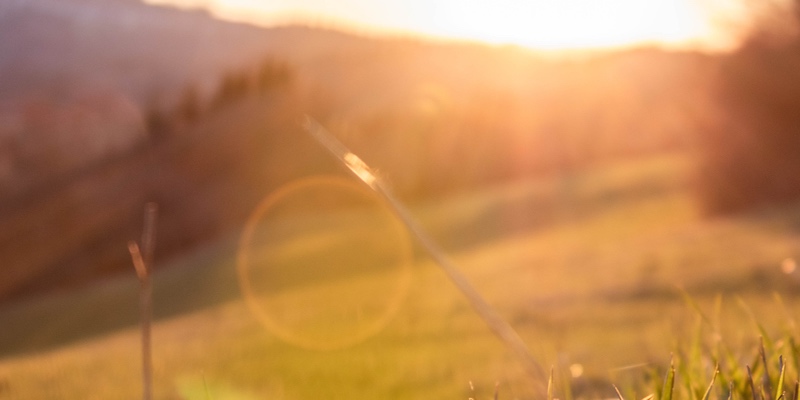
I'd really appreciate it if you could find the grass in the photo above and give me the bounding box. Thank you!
[1,153,800,399]
[610,292,800,400]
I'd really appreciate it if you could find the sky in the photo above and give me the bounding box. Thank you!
[144,0,747,51]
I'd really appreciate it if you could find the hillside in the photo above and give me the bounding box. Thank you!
[0,0,360,301]
[2,152,800,398]
[0,0,721,303]
[1,0,284,102]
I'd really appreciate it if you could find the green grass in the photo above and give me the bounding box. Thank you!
[610,291,800,400]
[1,153,800,399]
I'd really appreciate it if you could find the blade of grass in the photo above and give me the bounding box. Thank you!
[128,202,158,400]
[662,357,675,400]
[748,366,758,400]
[304,116,547,391]
[777,356,786,400]
[702,366,719,400]
[614,384,625,400]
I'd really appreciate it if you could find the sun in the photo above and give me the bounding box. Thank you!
[145,0,738,51]
[399,0,712,50]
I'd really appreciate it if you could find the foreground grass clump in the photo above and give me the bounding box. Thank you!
[602,295,800,400]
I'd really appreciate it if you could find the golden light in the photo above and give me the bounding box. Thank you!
[237,176,413,350]
[145,0,744,51]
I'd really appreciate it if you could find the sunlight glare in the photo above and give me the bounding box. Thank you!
[394,0,710,49]
[144,0,741,51]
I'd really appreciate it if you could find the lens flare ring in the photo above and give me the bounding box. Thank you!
[237,175,413,351]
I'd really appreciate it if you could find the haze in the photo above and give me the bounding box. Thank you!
[145,0,744,50]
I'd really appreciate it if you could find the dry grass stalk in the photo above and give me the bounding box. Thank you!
[128,202,158,400]
[303,116,547,393]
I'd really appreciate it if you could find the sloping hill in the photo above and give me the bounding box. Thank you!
[0,0,721,304]
[1,0,275,102]
[0,0,363,301]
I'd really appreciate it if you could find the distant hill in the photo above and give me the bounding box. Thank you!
[0,0,383,198]
[2,0,285,102]
[0,0,344,302]
[0,0,721,303]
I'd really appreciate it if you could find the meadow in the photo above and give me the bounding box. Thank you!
[1,152,799,399]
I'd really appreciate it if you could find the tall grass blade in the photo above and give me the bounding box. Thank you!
[777,356,786,400]
[303,116,547,390]
[128,202,158,400]
[547,367,554,400]
[702,366,719,400]
[748,365,758,400]
[613,384,625,400]
[662,357,675,400]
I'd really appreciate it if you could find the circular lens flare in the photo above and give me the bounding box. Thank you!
[237,176,413,350]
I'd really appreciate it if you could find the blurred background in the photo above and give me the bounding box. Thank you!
[1,0,800,398]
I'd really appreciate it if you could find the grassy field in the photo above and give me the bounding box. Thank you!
[1,153,800,399]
